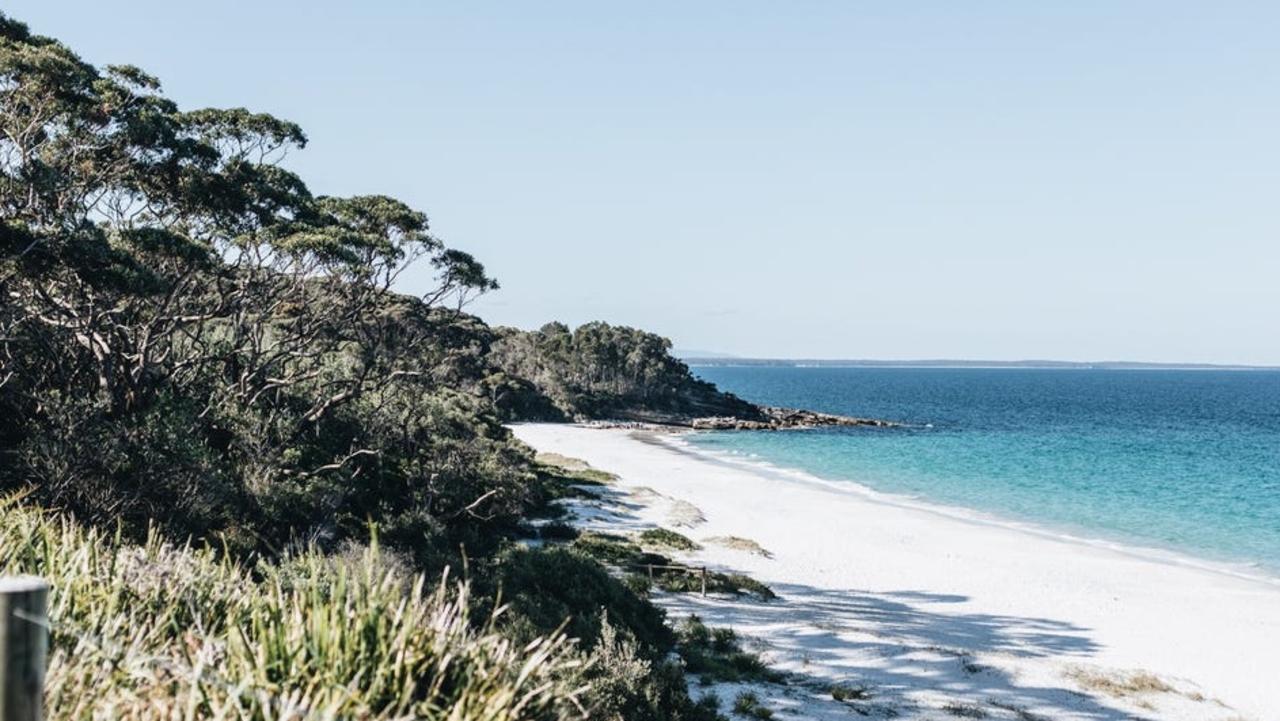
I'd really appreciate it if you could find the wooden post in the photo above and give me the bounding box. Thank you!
[0,576,48,721]
[646,564,653,581]
[700,567,707,597]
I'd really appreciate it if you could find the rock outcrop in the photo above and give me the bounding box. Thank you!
[689,406,898,430]
[598,406,898,431]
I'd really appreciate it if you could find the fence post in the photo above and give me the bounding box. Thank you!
[700,567,707,597]
[0,576,48,721]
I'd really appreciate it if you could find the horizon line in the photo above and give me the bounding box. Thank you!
[679,357,1280,370]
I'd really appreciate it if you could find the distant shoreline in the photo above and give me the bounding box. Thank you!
[683,358,1280,371]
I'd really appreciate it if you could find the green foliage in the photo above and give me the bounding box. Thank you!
[653,569,777,601]
[676,616,784,685]
[830,684,872,702]
[494,546,673,653]
[489,322,761,420]
[577,616,725,721]
[0,497,586,720]
[639,528,701,551]
[0,13,777,720]
[539,521,581,541]
[0,10,530,560]
[731,692,773,720]
[572,532,665,567]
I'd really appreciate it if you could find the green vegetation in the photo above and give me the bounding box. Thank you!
[830,684,872,702]
[535,453,618,483]
[566,532,776,601]
[0,497,586,719]
[731,692,774,720]
[489,322,763,421]
[538,521,581,541]
[676,616,784,685]
[640,528,702,551]
[0,13,771,719]
[942,702,990,719]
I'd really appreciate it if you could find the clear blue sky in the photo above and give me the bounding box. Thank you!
[12,2,1279,363]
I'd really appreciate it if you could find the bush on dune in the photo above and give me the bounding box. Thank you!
[0,497,586,720]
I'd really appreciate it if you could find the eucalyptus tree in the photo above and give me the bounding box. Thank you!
[0,13,506,549]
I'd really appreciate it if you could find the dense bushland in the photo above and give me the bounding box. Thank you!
[0,13,751,719]
[489,321,761,420]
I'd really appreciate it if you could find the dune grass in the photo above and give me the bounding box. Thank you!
[703,536,772,558]
[638,528,701,551]
[535,453,618,484]
[0,494,587,720]
[731,691,773,719]
[676,616,783,685]
[1066,667,1173,698]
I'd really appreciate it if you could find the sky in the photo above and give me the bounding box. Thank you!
[11,2,1279,363]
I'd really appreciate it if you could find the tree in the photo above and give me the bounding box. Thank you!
[0,13,507,551]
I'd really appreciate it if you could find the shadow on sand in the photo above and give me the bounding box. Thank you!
[657,583,1166,720]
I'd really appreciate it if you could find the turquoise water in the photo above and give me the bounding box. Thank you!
[687,367,1280,575]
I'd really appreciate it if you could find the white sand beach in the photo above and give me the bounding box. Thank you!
[512,423,1280,721]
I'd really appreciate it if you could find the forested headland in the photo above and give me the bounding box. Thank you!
[0,13,779,720]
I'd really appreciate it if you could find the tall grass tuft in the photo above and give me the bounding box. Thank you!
[0,494,588,720]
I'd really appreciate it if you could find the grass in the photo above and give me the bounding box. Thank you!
[569,532,775,601]
[830,683,872,702]
[731,691,773,719]
[0,494,587,720]
[942,702,989,718]
[534,451,591,471]
[703,536,772,558]
[1066,668,1174,698]
[651,569,776,601]
[539,521,580,541]
[676,616,785,685]
[667,500,706,527]
[572,531,661,566]
[638,528,700,551]
[535,453,617,484]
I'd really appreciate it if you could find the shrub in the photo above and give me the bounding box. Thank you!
[540,521,581,541]
[639,528,701,551]
[494,546,672,652]
[830,684,872,702]
[0,497,587,720]
[732,692,773,719]
[578,616,723,721]
[676,616,783,685]
[653,570,776,601]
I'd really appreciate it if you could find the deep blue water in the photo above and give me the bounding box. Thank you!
[688,367,1280,574]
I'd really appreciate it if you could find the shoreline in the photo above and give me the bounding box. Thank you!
[513,422,1280,720]
[660,430,1280,589]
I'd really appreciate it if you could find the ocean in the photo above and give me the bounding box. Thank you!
[686,366,1280,576]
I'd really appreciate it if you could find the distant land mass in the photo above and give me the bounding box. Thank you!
[680,357,1280,371]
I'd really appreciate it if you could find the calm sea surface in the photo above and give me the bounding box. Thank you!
[687,367,1280,575]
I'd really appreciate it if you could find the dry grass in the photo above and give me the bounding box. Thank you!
[535,452,592,471]
[667,500,706,527]
[1066,667,1174,698]
[0,495,588,720]
[703,536,772,558]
